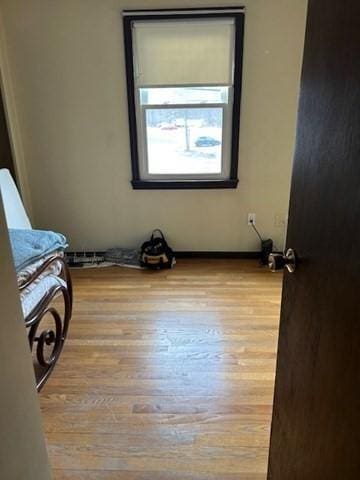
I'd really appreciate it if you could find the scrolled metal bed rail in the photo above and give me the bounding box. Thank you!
[20,256,73,391]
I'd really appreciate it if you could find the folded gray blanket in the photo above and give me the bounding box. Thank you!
[9,229,68,272]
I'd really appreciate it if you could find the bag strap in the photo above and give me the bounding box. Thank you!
[151,229,165,241]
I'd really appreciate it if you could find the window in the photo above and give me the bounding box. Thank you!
[123,8,245,189]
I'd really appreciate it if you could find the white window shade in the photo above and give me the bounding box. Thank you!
[133,19,235,87]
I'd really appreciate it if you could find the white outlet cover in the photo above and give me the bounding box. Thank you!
[248,213,256,225]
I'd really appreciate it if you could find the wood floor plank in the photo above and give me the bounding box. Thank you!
[52,469,266,480]
[41,259,282,478]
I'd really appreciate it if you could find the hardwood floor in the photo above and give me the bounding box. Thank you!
[40,259,282,479]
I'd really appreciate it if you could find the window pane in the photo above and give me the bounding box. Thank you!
[140,86,229,105]
[145,108,223,175]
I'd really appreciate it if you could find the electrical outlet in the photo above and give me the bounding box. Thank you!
[248,213,256,225]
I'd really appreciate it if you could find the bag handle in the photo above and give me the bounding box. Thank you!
[151,229,165,241]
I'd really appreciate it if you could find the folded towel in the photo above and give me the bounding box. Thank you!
[9,229,68,272]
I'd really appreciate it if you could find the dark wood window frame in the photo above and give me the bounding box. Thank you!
[123,7,245,190]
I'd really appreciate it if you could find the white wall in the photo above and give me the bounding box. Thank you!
[0,0,307,252]
[0,190,51,480]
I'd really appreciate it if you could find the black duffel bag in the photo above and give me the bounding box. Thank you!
[140,229,175,269]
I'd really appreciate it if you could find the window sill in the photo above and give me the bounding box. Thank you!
[131,179,239,190]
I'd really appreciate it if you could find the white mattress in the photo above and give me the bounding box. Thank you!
[17,251,63,288]
[17,252,66,319]
[20,274,66,319]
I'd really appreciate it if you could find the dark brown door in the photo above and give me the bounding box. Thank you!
[268,0,360,478]
[0,89,15,179]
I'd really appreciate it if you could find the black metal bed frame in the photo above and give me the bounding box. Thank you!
[20,256,73,391]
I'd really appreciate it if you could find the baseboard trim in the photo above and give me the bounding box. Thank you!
[66,250,261,260]
[174,251,260,259]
